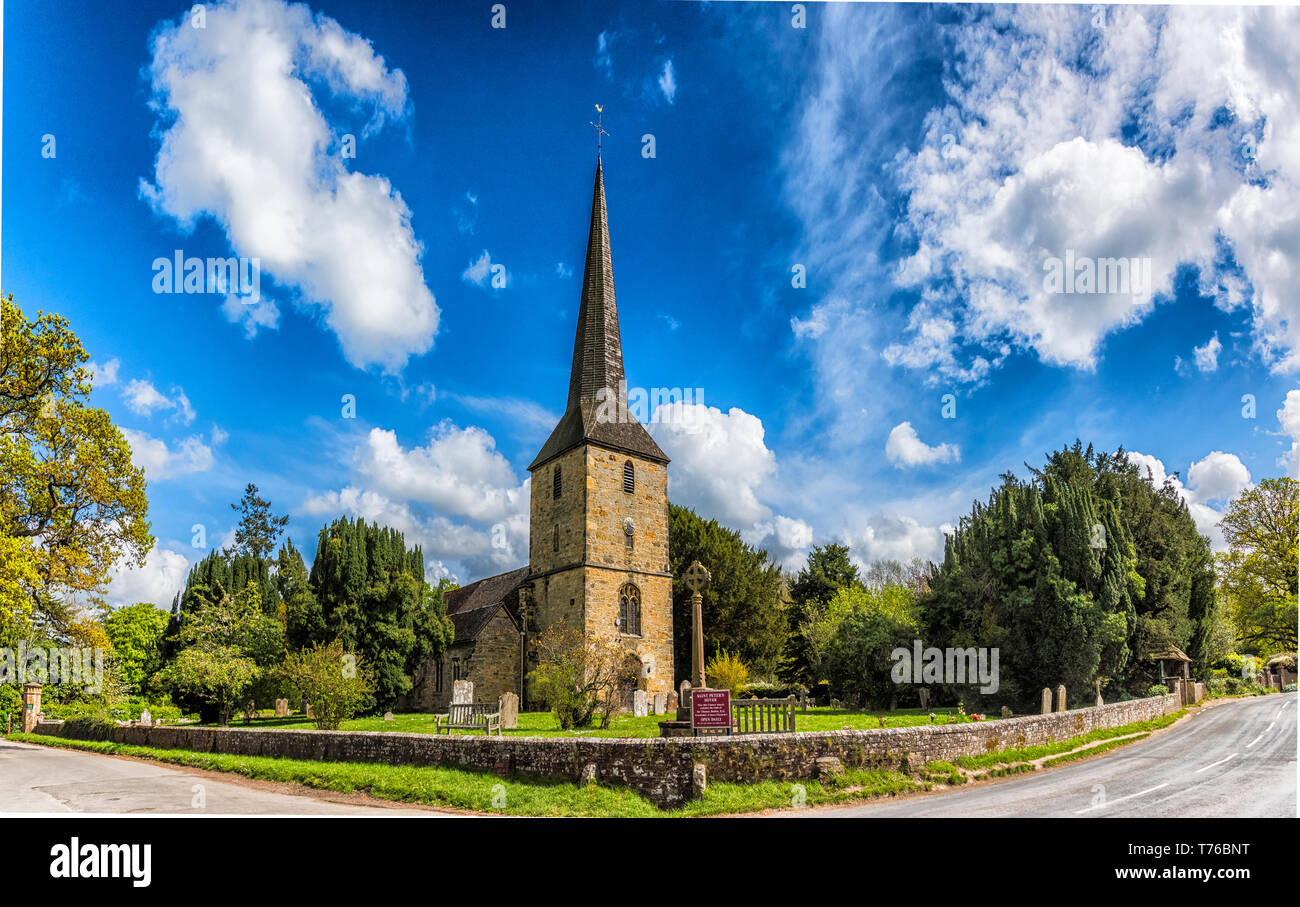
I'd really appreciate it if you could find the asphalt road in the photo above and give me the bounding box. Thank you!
[0,738,444,815]
[775,692,1297,818]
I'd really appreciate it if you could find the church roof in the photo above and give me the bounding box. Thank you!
[443,565,528,642]
[529,161,669,471]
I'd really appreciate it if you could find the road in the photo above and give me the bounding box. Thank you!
[0,738,445,815]
[776,692,1297,818]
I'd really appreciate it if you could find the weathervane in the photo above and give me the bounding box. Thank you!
[589,104,609,156]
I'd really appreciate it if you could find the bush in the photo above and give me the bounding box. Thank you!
[1147,684,1169,697]
[705,649,750,694]
[738,678,807,700]
[61,715,120,742]
[283,640,375,731]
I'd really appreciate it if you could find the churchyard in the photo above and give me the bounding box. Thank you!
[214,704,991,737]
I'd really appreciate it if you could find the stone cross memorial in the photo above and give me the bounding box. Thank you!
[684,560,711,689]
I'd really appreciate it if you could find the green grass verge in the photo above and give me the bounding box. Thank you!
[208,706,987,738]
[952,710,1184,771]
[1039,734,1150,768]
[10,732,919,817]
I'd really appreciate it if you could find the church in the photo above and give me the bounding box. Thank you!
[401,158,676,713]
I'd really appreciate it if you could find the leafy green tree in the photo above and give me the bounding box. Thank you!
[528,621,632,730]
[229,483,289,560]
[157,583,283,723]
[103,603,170,691]
[283,640,375,730]
[1217,477,1298,654]
[0,294,151,638]
[668,504,786,681]
[779,543,861,685]
[806,584,919,708]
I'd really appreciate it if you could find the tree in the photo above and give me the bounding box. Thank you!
[0,295,152,636]
[806,584,919,709]
[528,621,634,729]
[229,483,289,560]
[103,603,170,691]
[1216,477,1298,654]
[668,505,785,681]
[283,640,375,730]
[156,583,283,723]
[307,517,453,709]
[779,543,861,685]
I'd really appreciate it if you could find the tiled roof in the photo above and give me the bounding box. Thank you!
[444,565,528,643]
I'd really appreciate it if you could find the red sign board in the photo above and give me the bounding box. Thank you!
[691,689,732,730]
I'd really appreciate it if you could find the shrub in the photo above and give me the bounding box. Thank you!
[283,640,375,731]
[1147,684,1169,697]
[528,622,635,730]
[62,715,120,742]
[705,649,750,694]
[738,678,807,700]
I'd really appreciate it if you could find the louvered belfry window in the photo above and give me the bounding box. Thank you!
[553,465,562,499]
[623,460,635,494]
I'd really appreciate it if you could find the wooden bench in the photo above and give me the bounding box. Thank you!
[435,702,501,735]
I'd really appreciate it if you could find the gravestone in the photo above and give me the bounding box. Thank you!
[667,691,678,712]
[1095,681,1104,708]
[918,688,931,709]
[498,692,519,729]
[244,699,256,722]
[453,679,474,705]
[1041,688,1052,714]
[652,692,666,716]
[139,709,152,726]
[1055,684,1067,713]
[383,711,395,721]
[300,695,308,714]
[274,698,289,718]
[633,690,648,717]
[1000,706,1012,719]
[305,703,315,719]
[677,681,692,721]
[580,763,598,786]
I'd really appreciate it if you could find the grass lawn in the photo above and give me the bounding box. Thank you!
[215,705,989,737]
[9,708,1180,816]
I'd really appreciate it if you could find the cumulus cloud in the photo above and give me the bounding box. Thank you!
[461,250,506,288]
[104,543,191,607]
[302,420,531,581]
[650,402,776,527]
[1126,449,1252,548]
[121,428,214,480]
[140,0,438,372]
[1193,333,1223,373]
[121,379,195,424]
[847,514,950,568]
[885,422,960,467]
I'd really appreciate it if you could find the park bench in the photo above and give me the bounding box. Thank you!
[435,702,501,735]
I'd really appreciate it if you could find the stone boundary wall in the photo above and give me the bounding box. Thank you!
[30,694,1179,808]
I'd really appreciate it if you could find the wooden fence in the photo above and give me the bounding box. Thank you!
[732,696,797,734]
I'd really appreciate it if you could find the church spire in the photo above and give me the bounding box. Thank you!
[529,155,668,471]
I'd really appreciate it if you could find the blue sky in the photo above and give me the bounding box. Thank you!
[3,1,1297,607]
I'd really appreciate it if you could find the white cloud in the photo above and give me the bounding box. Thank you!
[140,0,438,372]
[658,59,677,104]
[87,358,120,387]
[595,30,615,75]
[461,249,506,288]
[885,421,959,467]
[650,402,776,527]
[121,379,196,425]
[746,514,815,571]
[1126,449,1252,548]
[1192,333,1223,373]
[121,428,214,480]
[104,543,190,607]
[1277,390,1300,477]
[847,514,949,567]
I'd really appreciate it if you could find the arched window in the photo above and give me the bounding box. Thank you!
[619,583,642,636]
[553,465,562,499]
[623,460,635,494]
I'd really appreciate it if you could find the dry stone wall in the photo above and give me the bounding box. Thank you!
[31,694,1179,809]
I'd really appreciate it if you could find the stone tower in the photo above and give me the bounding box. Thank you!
[525,160,674,705]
